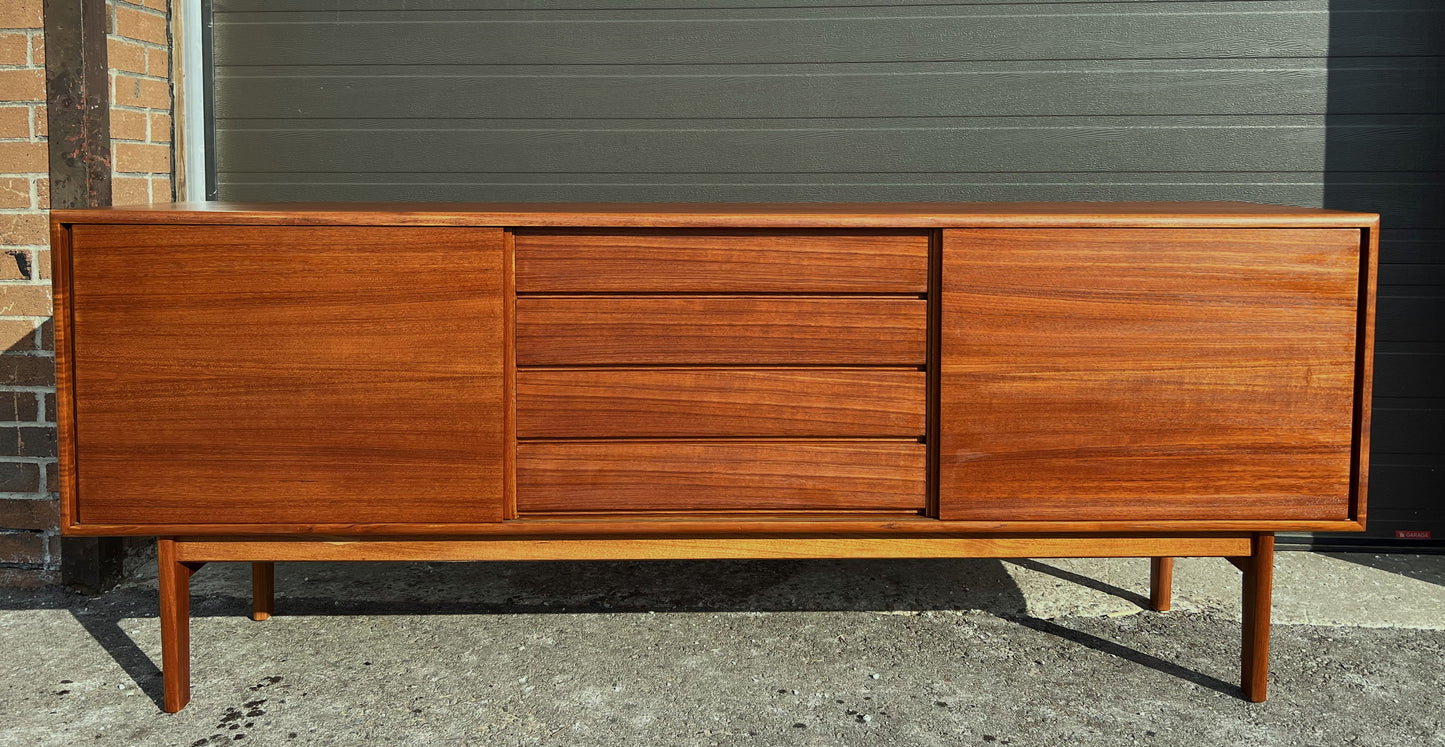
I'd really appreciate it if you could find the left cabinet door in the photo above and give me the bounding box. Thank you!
[59,224,508,529]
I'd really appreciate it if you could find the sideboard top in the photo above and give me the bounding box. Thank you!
[52,201,1379,229]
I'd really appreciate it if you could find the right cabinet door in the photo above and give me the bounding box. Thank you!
[939,228,1365,522]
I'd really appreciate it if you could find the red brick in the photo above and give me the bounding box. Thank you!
[8,391,38,420]
[0,253,28,280]
[44,458,54,486]
[150,112,172,142]
[0,33,26,65]
[0,392,38,421]
[112,177,150,206]
[0,498,53,530]
[0,567,57,587]
[0,425,55,457]
[151,176,173,201]
[0,0,43,30]
[0,179,29,209]
[115,142,171,174]
[38,317,51,351]
[142,0,169,12]
[0,142,46,173]
[107,38,148,76]
[0,355,53,386]
[0,213,47,246]
[43,393,54,422]
[147,47,170,78]
[0,320,36,349]
[30,32,42,64]
[0,285,50,315]
[32,105,45,137]
[35,180,48,211]
[112,74,170,110]
[0,530,43,563]
[114,6,169,45]
[0,391,37,420]
[0,107,29,139]
[3,248,32,277]
[0,69,44,103]
[110,108,148,141]
[0,259,22,281]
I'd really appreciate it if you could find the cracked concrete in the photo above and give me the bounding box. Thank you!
[1,551,1442,746]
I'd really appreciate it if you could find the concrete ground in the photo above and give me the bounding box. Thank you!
[1,550,1442,746]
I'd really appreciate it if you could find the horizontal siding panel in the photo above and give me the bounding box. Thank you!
[1376,229,1445,263]
[1367,457,1445,515]
[213,3,1339,66]
[217,124,1332,174]
[1376,294,1445,342]
[216,119,1445,174]
[216,0,1440,9]
[1370,401,1445,455]
[1322,179,1445,229]
[1372,354,1445,398]
[1378,264,1445,286]
[215,61,1445,120]
[215,0,1265,7]
[215,5,1445,62]
[216,176,1333,205]
[214,61,1348,119]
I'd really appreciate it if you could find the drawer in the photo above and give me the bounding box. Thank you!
[517,368,926,438]
[514,229,929,293]
[515,296,927,365]
[517,441,926,513]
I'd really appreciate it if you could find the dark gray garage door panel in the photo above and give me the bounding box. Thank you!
[210,0,1445,545]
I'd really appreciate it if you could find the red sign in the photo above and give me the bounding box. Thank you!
[1395,530,1433,540]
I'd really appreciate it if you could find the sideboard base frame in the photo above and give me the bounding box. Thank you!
[156,532,1276,713]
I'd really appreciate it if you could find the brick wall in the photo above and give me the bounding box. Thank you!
[0,0,174,588]
[0,0,59,588]
[109,0,172,205]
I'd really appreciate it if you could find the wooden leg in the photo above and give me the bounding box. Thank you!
[1149,557,1173,612]
[1240,533,1275,703]
[252,562,275,621]
[158,539,203,713]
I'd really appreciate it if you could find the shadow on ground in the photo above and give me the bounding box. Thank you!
[1325,552,1445,586]
[0,556,1240,710]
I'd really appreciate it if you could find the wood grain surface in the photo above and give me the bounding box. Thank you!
[53,202,1380,229]
[59,517,1365,538]
[516,296,926,365]
[517,441,926,513]
[514,229,928,293]
[172,534,1254,563]
[516,368,925,438]
[939,227,1364,521]
[66,225,508,525]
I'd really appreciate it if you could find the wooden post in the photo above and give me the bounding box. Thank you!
[157,539,202,712]
[1240,533,1275,702]
[252,562,275,621]
[1149,557,1173,612]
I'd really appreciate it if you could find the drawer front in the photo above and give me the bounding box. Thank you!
[517,441,926,513]
[517,368,926,438]
[515,296,927,365]
[515,229,929,293]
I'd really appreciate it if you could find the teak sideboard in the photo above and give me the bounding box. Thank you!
[50,202,1378,712]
